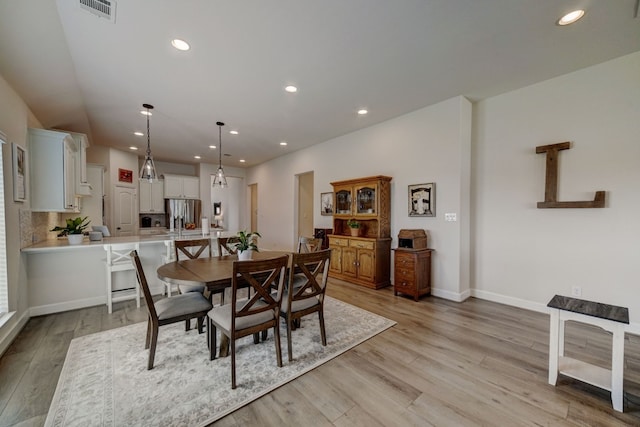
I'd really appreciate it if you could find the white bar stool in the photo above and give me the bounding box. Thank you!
[161,240,178,296]
[104,242,140,313]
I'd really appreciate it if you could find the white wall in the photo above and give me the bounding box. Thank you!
[247,96,472,300]
[473,52,640,325]
[0,73,42,354]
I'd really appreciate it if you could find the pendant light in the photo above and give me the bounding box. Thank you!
[139,103,158,182]
[212,121,228,188]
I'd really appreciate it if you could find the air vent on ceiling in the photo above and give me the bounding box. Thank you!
[79,0,116,23]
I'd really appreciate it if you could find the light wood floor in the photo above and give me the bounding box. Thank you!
[1,279,640,426]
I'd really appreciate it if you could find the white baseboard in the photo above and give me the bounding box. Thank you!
[471,289,548,313]
[431,287,471,302]
[0,310,30,357]
[30,296,107,317]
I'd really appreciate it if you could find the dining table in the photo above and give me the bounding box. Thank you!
[157,250,292,356]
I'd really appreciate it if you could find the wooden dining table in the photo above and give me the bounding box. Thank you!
[157,250,292,356]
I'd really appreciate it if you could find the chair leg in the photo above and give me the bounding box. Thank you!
[185,319,191,331]
[261,329,268,341]
[231,337,237,389]
[106,268,113,314]
[253,333,260,344]
[287,315,293,362]
[318,310,327,346]
[208,318,217,360]
[274,324,283,368]
[197,316,205,334]
[148,324,158,370]
[145,317,152,349]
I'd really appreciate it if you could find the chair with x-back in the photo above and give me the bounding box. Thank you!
[131,250,213,370]
[281,249,331,361]
[207,255,289,389]
[217,236,240,256]
[297,236,323,253]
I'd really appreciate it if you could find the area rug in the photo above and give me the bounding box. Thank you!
[45,297,395,427]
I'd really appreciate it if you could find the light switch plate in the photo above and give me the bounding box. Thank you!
[445,213,457,222]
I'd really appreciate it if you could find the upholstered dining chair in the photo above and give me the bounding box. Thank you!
[174,238,220,330]
[207,255,289,389]
[280,249,331,361]
[297,236,323,253]
[217,236,240,256]
[130,250,213,370]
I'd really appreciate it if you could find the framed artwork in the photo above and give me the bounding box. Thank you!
[118,168,133,183]
[408,183,435,217]
[12,143,27,202]
[320,192,334,216]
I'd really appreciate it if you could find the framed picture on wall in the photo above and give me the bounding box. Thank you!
[118,168,133,183]
[12,143,27,202]
[408,183,435,217]
[320,192,334,216]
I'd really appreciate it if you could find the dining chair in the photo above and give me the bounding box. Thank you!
[280,249,331,361]
[130,250,213,370]
[207,255,289,389]
[217,236,240,256]
[297,236,323,253]
[174,238,221,330]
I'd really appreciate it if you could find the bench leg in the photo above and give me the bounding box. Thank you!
[611,325,624,412]
[548,309,560,385]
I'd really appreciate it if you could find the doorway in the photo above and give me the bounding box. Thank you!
[250,183,258,232]
[296,172,314,241]
[113,185,136,236]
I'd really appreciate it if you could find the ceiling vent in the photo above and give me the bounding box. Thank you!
[79,0,116,23]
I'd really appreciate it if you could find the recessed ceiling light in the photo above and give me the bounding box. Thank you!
[557,10,585,25]
[229,130,238,135]
[209,145,216,149]
[357,109,368,115]
[171,39,190,51]
[285,85,298,93]
[239,159,246,163]
[140,110,152,116]
[134,131,144,136]
[280,141,287,146]
[129,146,138,150]
[194,155,201,159]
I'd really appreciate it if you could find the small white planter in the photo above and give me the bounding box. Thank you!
[237,249,253,261]
[67,234,84,245]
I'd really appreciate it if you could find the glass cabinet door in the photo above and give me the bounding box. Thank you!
[335,189,352,214]
[356,185,376,215]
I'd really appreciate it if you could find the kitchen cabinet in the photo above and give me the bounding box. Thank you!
[328,176,392,289]
[28,128,79,212]
[68,131,91,196]
[163,174,199,199]
[139,179,165,213]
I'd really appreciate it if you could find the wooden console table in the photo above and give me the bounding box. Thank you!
[547,295,629,412]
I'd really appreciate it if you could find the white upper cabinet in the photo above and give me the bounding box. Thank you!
[139,179,165,213]
[29,128,79,212]
[68,132,91,196]
[163,174,199,199]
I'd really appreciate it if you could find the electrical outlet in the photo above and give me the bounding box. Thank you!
[571,285,582,297]
[445,213,457,222]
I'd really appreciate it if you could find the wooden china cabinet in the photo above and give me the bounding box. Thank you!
[328,175,392,289]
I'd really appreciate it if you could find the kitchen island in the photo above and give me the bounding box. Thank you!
[22,231,235,316]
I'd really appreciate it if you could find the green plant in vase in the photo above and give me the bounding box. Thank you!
[346,219,360,236]
[51,216,90,245]
[234,230,261,260]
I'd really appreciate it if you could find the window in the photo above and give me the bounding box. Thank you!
[0,132,8,316]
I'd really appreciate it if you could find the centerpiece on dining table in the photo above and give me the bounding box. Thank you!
[234,230,261,260]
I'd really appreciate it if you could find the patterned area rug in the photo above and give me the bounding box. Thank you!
[45,297,395,427]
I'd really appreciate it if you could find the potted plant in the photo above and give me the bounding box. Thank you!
[347,219,360,237]
[234,230,261,260]
[50,216,91,245]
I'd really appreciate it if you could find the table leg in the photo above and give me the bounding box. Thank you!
[611,324,625,412]
[548,309,560,385]
[219,335,229,357]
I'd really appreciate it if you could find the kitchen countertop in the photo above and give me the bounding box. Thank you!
[21,230,236,253]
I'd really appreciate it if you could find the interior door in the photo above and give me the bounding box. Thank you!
[250,183,258,232]
[114,185,136,236]
[297,172,314,239]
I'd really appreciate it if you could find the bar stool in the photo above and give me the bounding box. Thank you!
[161,240,178,296]
[104,242,140,313]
